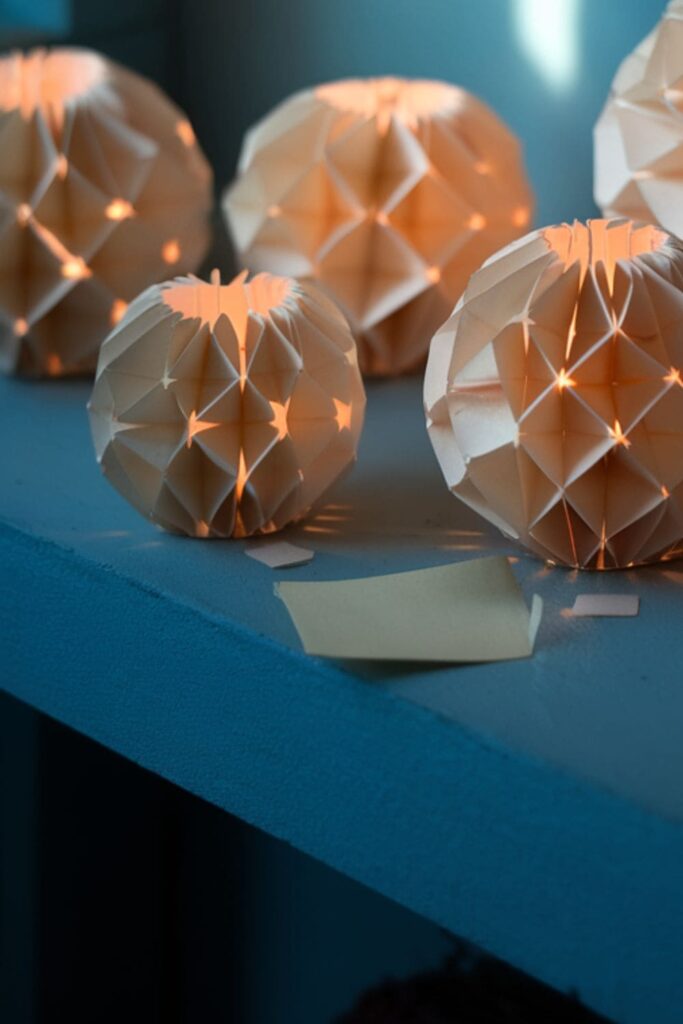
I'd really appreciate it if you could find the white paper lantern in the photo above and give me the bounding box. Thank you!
[224,77,534,376]
[0,47,212,376]
[425,218,683,570]
[595,1,683,237]
[89,271,366,538]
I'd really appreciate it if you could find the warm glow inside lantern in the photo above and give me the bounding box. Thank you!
[223,76,534,377]
[595,1,683,237]
[425,218,683,569]
[0,47,212,376]
[89,271,366,538]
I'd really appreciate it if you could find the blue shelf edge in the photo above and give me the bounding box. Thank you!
[3,517,683,1024]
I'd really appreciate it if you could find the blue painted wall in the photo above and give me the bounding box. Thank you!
[0,0,67,33]
[178,0,664,226]
[1,693,456,1023]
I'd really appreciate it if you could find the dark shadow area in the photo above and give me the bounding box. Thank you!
[2,691,613,1023]
[337,945,610,1023]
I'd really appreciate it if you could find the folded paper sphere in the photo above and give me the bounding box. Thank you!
[0,47,212,377]
[89,271,366,538]
[595,1,683,236]
[223,77,533,376]
[424,218,683,570]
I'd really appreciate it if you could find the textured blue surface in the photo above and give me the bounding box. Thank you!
[2,374,683,1024]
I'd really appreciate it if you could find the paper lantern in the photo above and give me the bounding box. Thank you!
[89,271,366,538]
[595,1,683,236]
[424,218,683,570]
[223,77,534,376]
[0,47,212,377]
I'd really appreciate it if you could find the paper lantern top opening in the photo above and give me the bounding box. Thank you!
[425,216,683,569]
[315,77,462,126]
[542,219,669,282]
[0,49,107,120]
[162,271,294,334]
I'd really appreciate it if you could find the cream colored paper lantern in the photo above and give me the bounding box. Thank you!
[223,77,534,377]
[595,1,683,235]
[89,271,366,538]
[425,218,683,570]
[0,47,212,376]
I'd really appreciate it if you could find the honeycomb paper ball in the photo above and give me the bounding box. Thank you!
[223,76,534,377]
[424,218,683,570]
[89,271,366,538]
[0,47,212,377]
[595,1,683,235]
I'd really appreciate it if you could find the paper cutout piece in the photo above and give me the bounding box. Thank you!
[245,539,314,568]
[89,270,366,538]
[0,47,212,377]
[223,77,534,376]
[425,218,683,570]
[277,556,542,662]
[595,2,683,238]
[570,594,639,617]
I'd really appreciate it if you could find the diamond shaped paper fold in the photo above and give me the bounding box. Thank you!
[223,77,534,377]
[89,272,366,538]
[0,47,212,376]
[595,2,683,237]
[425,218,683,569]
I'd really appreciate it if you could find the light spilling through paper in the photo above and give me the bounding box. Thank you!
[277,556,542,662]
[0,47,212,376]
[595,1,683,237]
[223,76,534,376]
[89,271,366,538]
[425,218,683,570]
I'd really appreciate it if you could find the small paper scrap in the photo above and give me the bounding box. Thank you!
[570,594,639,618]
[276,556,542,663]
[245,540,314,569]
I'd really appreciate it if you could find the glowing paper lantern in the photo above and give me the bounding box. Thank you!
[0,47,212,376]
[424,218,683,570]
[223,77,534,376]
[595,1,683,236]
[89,271,366,538]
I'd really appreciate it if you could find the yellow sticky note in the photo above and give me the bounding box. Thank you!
[276,556,542,663]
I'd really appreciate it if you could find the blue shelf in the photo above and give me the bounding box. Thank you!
[2,373,683,1024]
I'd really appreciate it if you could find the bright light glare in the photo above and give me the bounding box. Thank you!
[514,0,581,91]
